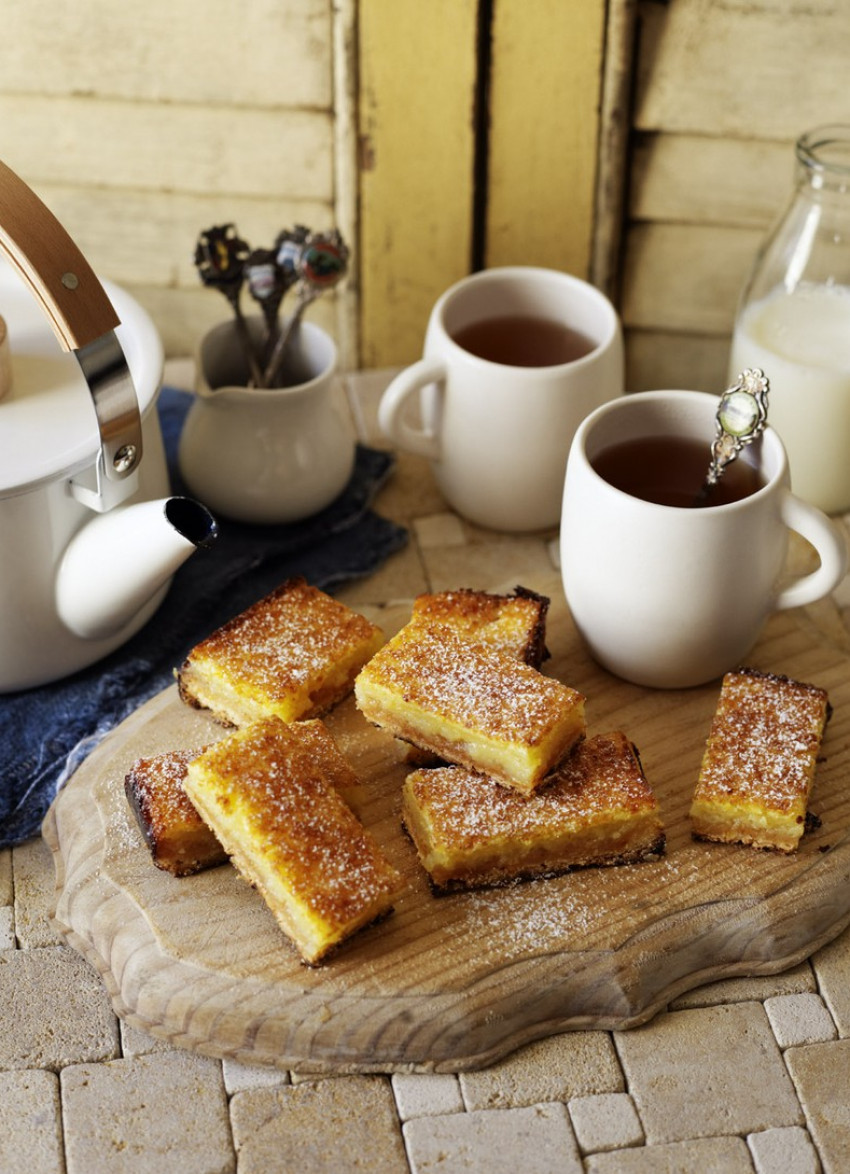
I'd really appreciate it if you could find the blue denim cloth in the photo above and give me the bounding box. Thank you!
[1,387,407,848]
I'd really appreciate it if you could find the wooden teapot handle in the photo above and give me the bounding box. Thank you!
[0,160,144,504]
[0,160,119,351]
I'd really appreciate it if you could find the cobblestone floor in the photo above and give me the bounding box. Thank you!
[4,365,850,1173]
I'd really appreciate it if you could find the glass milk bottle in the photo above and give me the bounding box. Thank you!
[729,125,850,514]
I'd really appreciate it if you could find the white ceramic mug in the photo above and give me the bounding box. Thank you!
[560,390,849,689]
[378,266,623,531]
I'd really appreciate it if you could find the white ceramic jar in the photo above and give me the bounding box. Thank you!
[178,319,355,524]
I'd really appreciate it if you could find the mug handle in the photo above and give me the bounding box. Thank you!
[378,358,445,460]
[774,491,849,610]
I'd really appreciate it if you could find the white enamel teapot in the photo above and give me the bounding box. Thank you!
[0,160,217,692]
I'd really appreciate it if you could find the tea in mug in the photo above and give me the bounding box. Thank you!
[590,436,765,507]
[451,314,596,368]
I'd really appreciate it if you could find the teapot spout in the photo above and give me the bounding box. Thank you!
[56,497,218,641]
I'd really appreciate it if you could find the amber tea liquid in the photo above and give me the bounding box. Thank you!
[451,314,596,367]
[591,435,765,507]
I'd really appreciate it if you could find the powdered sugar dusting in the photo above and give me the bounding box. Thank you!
[191,718,401,923]
[407,733,658,850]
[695,669,829,812]
[359,623,581,743]
[186,577,381,702]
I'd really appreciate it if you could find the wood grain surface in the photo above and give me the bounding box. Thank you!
[43,577,850,1073]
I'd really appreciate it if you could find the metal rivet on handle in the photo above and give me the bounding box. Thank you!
[61,272,79,290]
[113,444,138,474]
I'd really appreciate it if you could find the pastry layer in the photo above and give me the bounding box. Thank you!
[355,623,585,793]
[177,576,384,727]
[401,732,665,891]
[690,668,830,853]
[410,585,550,667]
[398,585,551,766]
[183,717,404,964]
[125,748,227,877]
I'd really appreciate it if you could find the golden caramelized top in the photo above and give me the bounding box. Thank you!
[406,732,658,848]
[357,623,583,746]
[184,577,383,701]
[190,718,402,922]
[410,586,549,667]
[696,669,830,813]
[126,749,207,834]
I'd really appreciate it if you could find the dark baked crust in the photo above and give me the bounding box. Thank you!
[125,749,227,877]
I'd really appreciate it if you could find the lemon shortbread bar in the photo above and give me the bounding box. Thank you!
[355,622,585,794]
[689,668,830,853]
[184,716,405,964]
[401,732,665,891]
[125,748,227,877]
[177,576,384,728]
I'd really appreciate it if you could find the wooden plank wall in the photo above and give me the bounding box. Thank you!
[3,0,846,383]
[622,0,850,394]
[357,0,608,369]
[0,0,352,363]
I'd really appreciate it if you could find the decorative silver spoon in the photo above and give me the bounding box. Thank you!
[694,367,770,506]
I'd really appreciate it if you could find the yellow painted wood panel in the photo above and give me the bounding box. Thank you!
[485,0,608,278]
[358,0,479,368]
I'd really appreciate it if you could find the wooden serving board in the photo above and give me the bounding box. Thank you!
[43,575,850,1074]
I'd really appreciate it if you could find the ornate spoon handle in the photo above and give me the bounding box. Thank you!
[694,367,770,506]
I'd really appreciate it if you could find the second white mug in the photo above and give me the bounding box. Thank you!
[378,266,623,532]
[560,390,848,689]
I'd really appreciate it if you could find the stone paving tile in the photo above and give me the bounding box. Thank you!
[670,961,816,1010]
[289,1068,347,1085]
[785,1038,850,1174]
[0,906,14,949]
[391,1072,464,1120]
[747,1125,821,1174]
[614,1002,803,1145]
[372,450,449,526]
[413,512,467,548]
[567,1091,644,1154]
[0,1069,64,1174]
[12,837,64,948]
[230,1075,408,1173]
[61,1050,233,1174]
[334,539,429,607]
[0,947,119,1071]
[341,367,401,446]
[585,1135,756,1173]
[403,1103,582,1174]
[764,993,838,1049]
[119,1018,178,1057]
[0,847,11,904]
[458,1031,623,1111]
[811,930,850,1036]
[221,1056,289,1094]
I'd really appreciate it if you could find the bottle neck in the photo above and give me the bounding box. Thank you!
[795,124,850,194]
